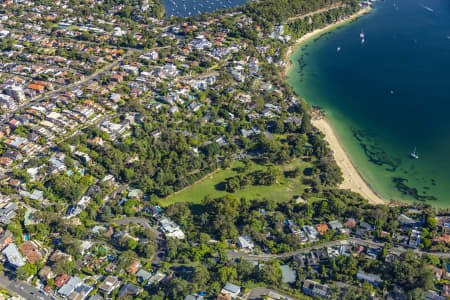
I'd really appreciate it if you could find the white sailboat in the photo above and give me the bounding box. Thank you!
[410,147,419,159]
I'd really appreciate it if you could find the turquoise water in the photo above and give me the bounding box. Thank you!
[288,0,450,207]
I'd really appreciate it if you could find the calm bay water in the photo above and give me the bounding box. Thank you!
[288,0,450,207]
[162,0,247,17]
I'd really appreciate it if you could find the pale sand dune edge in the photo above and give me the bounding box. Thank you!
[312,118,388,205]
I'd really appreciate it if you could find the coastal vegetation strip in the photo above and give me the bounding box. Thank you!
[286,2,345,23]
[312,118,387,205]
[282,5,370,77]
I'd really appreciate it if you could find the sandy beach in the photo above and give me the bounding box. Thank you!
[283,6,371,78]
[282,6,388,205]
[313,118,387,205]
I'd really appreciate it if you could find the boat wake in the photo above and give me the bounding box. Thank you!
[420,4,434,12]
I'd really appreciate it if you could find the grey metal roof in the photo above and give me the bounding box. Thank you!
[223,282,240,294]
[58,276,81,297]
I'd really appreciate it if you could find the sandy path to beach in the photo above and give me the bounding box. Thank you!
[313,118,388,205]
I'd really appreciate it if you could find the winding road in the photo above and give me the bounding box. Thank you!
[0,274,54,300]
[227,237,450,261]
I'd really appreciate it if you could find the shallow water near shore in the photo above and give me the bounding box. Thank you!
[288,0,450,207]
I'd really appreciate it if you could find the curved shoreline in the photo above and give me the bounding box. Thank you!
[284,6,390,205]
[283,6,371,78]
[313,118,388,205]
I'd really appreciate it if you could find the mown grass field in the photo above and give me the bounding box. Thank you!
[158,158,313,207]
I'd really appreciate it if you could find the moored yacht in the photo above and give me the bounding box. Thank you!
[410,147,419,159]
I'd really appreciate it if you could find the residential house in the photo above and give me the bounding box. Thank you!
[359,221,374,231]
[136,269,152,283]
[428,265,443,281]
[124,154,139,165]
[220,283,240,298]
[126,260,141,275]
[306,252,320,267]
[280,265,296,284]
[123,65,139,75]
[118,282,140,298]
[2,243,25,268]
[328,220,348,234]
[302,280,329,298]
[315,224,328,236]
[237,235,254,251]
[433,234,450,244]
[408,229,421,248]
[357,221,374,237]
[398,214,422,228]
[356,271,383,287]
[352,245,365,257]
[216,294,231,300]
[88,294,103,300]
[286,220,308,243]
[27,83,45,94]
[20,189,44,201]
[98,276,120,295]
[74,151,91,163]
[443,263,450,280]
[303,225,319,241]
[8,179,22,189]
[0,202,18,224]
[49,250,72,263]
[54,274,71,288]
[105,262,117,273]
[160,217,185,239]
[424,290,445,300]
[437,217,450,233]
[128,188,143,199]
[169,106,179,115]
[344,218,357,229]
[19,241,42,264]
[0,94,16,110]
[366,247,379,260]
[142,205,160,217]
[0,156,13,167]
[294,254,306,268]
[58,276,82,298]
[148,272,166,286]
[38,266,55,281]
[69,284,93,300]
[0,229,13,250]
[185,294,204,300]
[316,249,329,262]
[441,283,450,297]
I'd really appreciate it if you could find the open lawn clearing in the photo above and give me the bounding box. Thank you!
[158,158,312,207]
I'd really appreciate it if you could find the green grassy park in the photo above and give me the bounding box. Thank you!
[158,158,313,207]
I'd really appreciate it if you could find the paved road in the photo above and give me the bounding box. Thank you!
[286,3,345,23]
[0,48,138,125]
[227,239,350,261]
[227,237,450,261]
[0,274,53,300]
